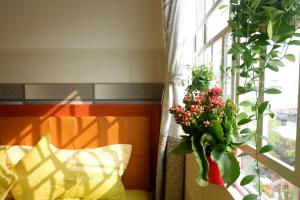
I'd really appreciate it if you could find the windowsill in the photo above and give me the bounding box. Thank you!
[227,185,244,200]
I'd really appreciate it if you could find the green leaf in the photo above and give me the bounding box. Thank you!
[237,86,246,95]
[211,150,240,187]
[259,144,273,154]
[191,135,209,186]
[250,0,260,10]
[289,40,300,45]
[238,112,248,121]
[294,33,300,38]
[264,88,281,94]
[231,134,251,146]
[240,101,253,107]
[240,175,256,186]
[266,112,275,118]
[240,128,253,134]
[238,118,252,125]
[242,50,252,67]
[238,152,254,157]
[267,20,273,39]
[200,133,215,147]
[171,137,193,155]
[284,54,296,62]
[266,64,279,72]
[268,60,284,67]
[209,121,224,141]
[283,0,294,9]
[243,194,258,200]
[240,71,250,78]
[218,4,228,10]
[258,101,269,115]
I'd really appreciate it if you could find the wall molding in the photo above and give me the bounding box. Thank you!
[0,83,164,104]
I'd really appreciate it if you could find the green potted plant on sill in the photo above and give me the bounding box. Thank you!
[170,65,250,187]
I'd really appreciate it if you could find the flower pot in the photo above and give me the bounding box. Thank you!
[207,156,224,186]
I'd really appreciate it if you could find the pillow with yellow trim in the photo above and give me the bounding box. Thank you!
[57,144,132,200]
[0,149,17,200]
[10,133,77,200]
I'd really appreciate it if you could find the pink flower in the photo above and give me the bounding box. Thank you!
[194,95,203,103]
[190,105,197,112]
[182,115,189,122]
[183,95,193,103]
[209,87,223,96]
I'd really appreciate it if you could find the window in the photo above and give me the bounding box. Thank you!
[238,149,300,200]
[194,0,300,197]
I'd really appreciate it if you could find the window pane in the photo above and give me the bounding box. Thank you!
[196,0,205,28]
[238,79,258,146]
[205,0,213,14]
[196,53,205,66]
[196,28,204,51]
[239,150,300,199]
[212,39,222,85]
[263,45,300,167]
[206,0,229,42]
[223,35,233,99]
[205,46,212,66]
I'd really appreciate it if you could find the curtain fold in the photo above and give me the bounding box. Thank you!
[155,0,195,199]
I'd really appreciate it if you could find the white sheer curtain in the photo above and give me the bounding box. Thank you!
[155,0,195,199]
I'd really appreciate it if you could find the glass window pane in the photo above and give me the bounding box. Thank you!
[196,28,204,51]
[239,79,258,146]
[239,149,300,199]
[196,53,205,66]
[223,35,233,99]
[263,45,300,167]
[196,0,205,28]
[205,46,212,66]
[212,39,222,86]
[206,0,229,42]
[205,0,213,14]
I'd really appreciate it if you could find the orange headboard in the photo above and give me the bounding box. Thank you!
[0,104,161,191]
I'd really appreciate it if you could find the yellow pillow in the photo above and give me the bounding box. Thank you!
[62,172,126,199]
[1,145,32,169]
[10,133,77,200]
[126,190,153,200]
[58,144,132,200]
[0,150,17,200]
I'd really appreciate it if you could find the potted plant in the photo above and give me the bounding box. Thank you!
[170,65,249,187]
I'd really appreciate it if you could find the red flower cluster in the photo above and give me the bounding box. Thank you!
[169,87,225,128]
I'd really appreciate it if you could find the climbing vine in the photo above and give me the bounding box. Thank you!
[228,0,300,199]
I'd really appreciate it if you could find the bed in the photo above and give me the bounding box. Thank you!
[0,104,161,199]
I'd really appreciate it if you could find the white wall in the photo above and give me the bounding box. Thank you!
[0,0,165,83]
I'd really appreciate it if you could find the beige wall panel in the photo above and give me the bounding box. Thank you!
[0,0,165,83]
[0,50,164,83]
[0,0,164,49]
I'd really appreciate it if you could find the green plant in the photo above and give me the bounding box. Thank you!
[170,66,248,187]
[228,0,300,199]
[186,65,214,93]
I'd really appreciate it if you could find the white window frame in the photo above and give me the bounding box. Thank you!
[194,0,300,192]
